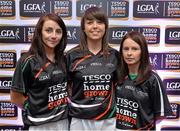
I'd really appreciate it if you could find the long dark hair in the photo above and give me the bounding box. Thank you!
[28,13,67,71]
[118,31,152,85]
[79,7,109,57]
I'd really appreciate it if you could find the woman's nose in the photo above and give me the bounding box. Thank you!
[52,31,57,37]
[127,50,132,55]
[92,21,97,28]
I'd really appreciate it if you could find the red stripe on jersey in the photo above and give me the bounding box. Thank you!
[94,83,114,120]
[34,62,50,78]
[72,54,92,71]
[23,55,35,63]
[137,120,154,130]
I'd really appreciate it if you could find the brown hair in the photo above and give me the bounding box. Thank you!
[28,13,67,71]
[79,7,109,57]
[118,31,152,84]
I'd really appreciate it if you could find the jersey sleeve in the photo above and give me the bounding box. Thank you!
[11,56,31,94]
[150,73,172,118]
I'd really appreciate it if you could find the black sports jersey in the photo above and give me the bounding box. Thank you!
[116,71,172,130]
[66,47,119,120]
[11,55,68,126]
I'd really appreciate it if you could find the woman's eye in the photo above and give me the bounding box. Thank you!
[132,47,139,51]
[45,28,52,33]
[87,21,93,24]
[123,47,129,51]
[56,29,62,34]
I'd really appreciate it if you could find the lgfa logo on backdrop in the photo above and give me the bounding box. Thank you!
[109,26,134,44]
[0,28,20,39]
[133,1,162,18]
[67,26,80,44]
[149,52,180,70]
[0,26,25,43]
[23,2,46,13]
[76,0,105,17]
[0,76,12,93]
[163,78,180,95]
[165,26,180,45]
[20,0,50,17]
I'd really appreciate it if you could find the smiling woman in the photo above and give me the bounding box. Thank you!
[41,19,63,62]
[66,7,119,131]
[10,13,69,131]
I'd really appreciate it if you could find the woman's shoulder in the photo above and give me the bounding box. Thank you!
[66,45,81,55]
[108,46,119,59]
[18,54,38,66]
[108,46,118,52]
[147,71,162,83]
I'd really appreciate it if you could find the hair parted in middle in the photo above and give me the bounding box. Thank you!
[79,6,109,57]
[29,13,67,71]
[118,31,152,85]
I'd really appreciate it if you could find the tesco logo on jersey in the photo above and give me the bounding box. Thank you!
[163,78,180,95]
[83,74,111,98]
[116,97,138,126]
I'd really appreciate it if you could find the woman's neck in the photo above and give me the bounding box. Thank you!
[128,64,139,75]
[45,48,55,63]
[87,39,102,55]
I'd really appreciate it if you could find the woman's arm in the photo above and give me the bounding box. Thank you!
[10,90,27,110]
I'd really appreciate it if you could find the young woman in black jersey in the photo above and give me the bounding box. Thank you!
[10,13,69,130]
[116,31,172,130]
[66,7,119,130]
